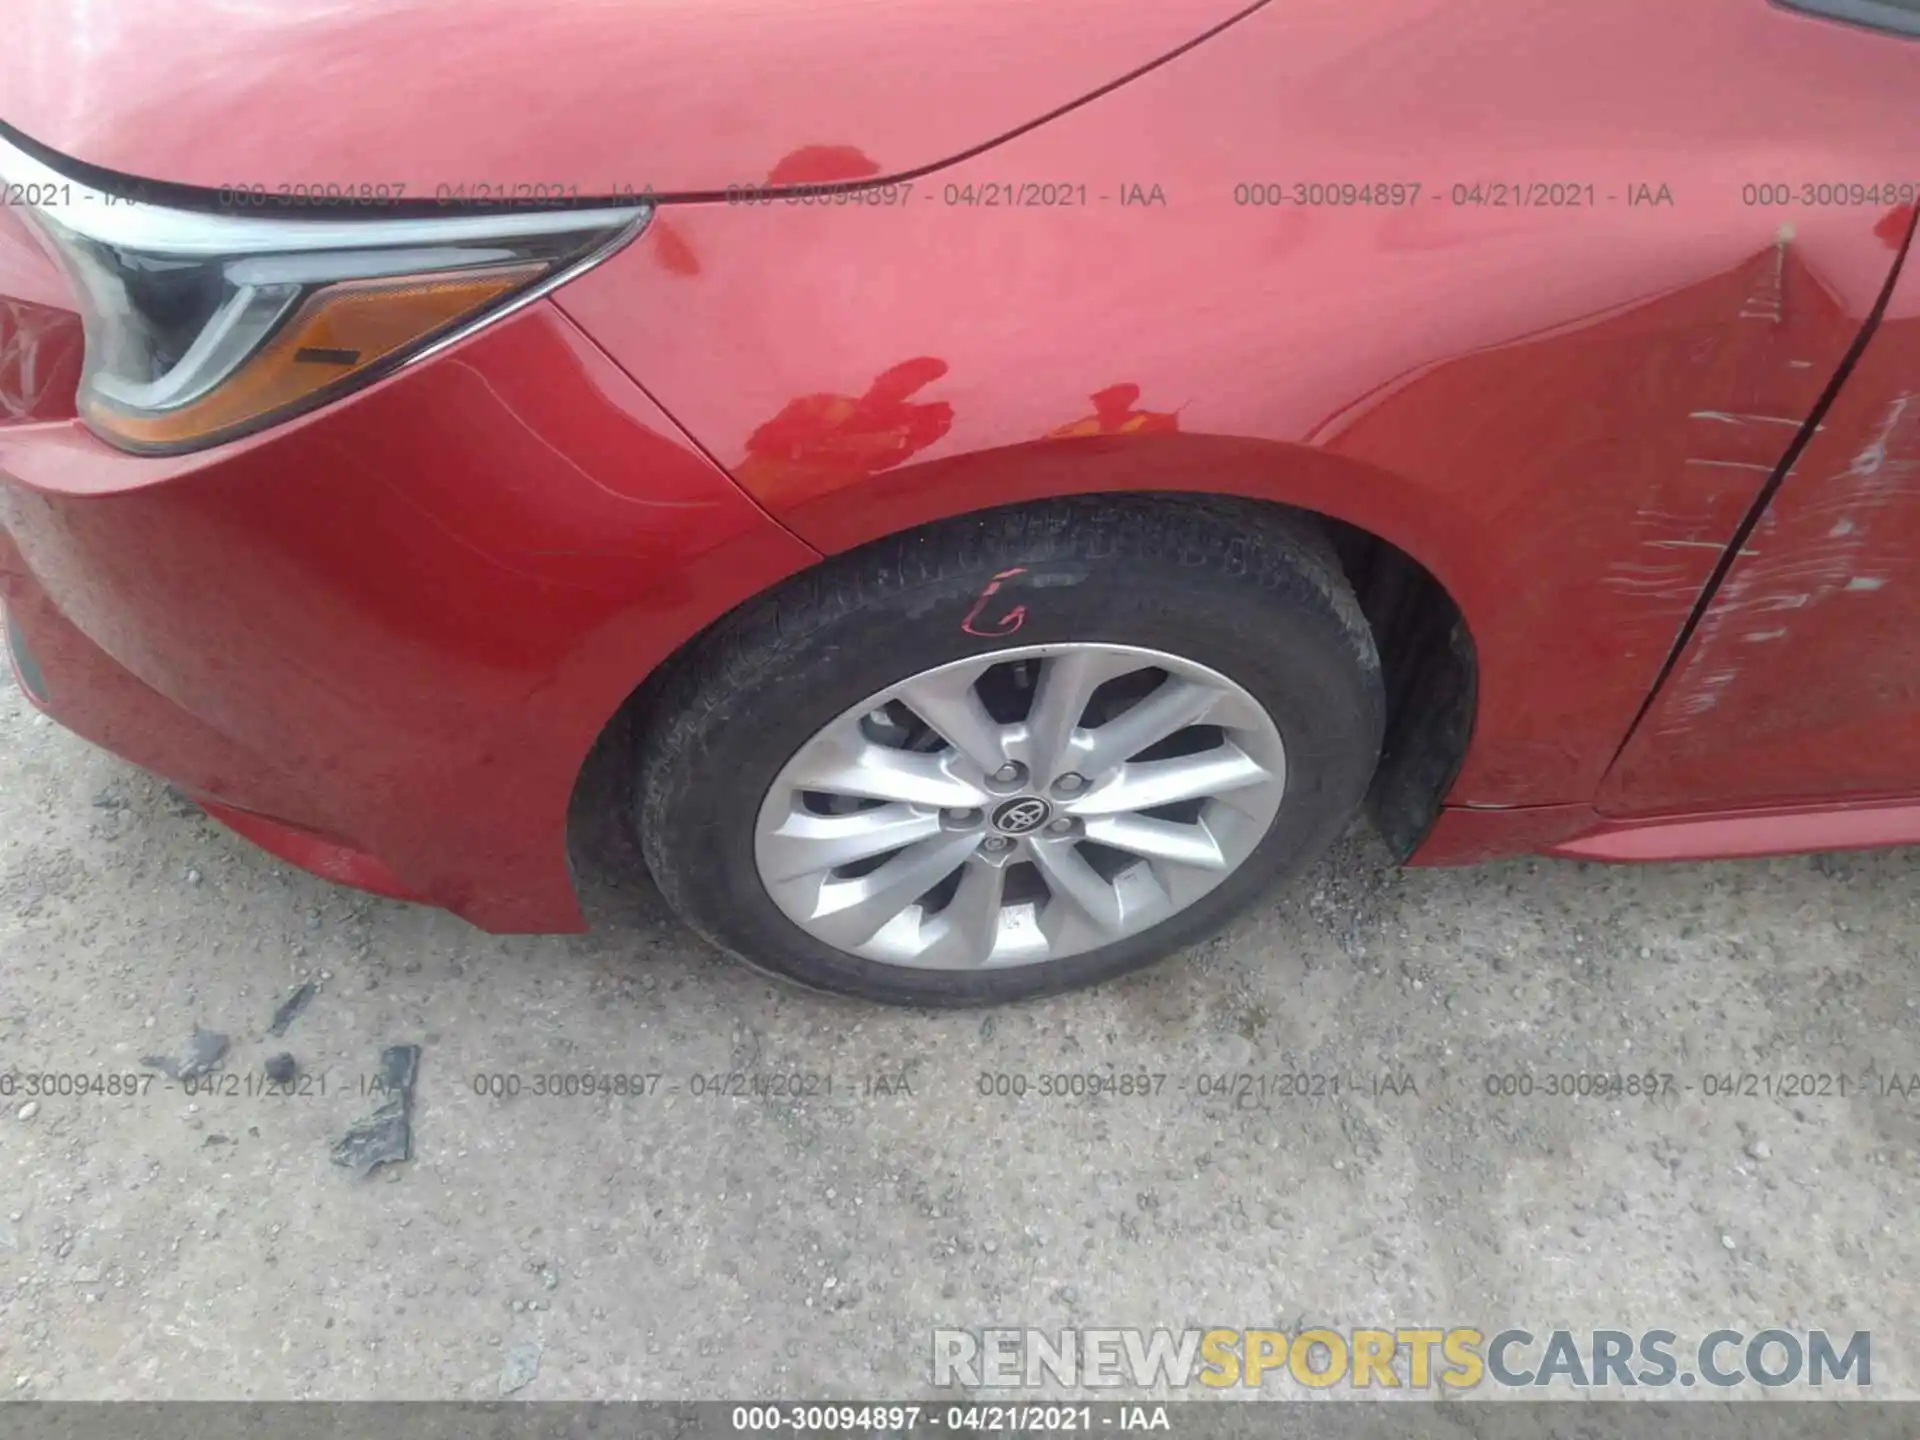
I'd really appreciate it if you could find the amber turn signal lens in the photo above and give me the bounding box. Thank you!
[83,263,543,449]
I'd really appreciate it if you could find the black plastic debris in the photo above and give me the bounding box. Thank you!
[330,1044,419,1178]
[264,1053,298,1085]
[267,981,317,1037]
[141,1026,230,1081]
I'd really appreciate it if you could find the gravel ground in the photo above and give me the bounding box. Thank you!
[1,657,1916,1401]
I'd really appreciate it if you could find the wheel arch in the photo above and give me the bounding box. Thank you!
[573,439,1483,869]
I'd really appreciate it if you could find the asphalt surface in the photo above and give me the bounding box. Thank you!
[1,658,1916,1399]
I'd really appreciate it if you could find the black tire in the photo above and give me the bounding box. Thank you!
[634,495,1384,1006]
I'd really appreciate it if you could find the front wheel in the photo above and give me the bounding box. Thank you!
[635,497,1385,1006]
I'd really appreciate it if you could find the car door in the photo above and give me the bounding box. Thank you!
[1601,204,1920,817]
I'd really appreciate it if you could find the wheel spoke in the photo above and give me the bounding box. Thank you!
[1075,677,1222,776]
[916,855,1009,968]
[1080,813,1227,870]
[1023,649,1142,778]
[894,669,1010,776]
[1028,834,1125,936]
[754,642,1291,972]
[758,804,943,882]
[783,729,986,809]
[1066,743,1272,816]
[803,830,984,949]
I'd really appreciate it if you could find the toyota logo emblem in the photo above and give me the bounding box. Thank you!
[991,797,1054,835]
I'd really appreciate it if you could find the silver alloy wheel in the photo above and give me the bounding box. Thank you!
[752,643,1288,969]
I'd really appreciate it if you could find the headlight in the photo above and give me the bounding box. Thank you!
[0,132,647,454]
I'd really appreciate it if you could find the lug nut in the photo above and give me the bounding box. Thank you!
[982,835,1014,852]
[944,807,983,826]
[990,762,1024,785]
[1046,817,1074,834]
[1052,772,1088,795]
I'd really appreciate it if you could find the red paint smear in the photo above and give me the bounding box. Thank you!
[1045,383,1181,438]
[1875,203,1915,250]
[650,217,700,276]
[652,146,877,285]
[735,357,953,509]
[765,145,882,186]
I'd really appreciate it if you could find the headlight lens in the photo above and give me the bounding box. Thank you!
[1,134,646,454]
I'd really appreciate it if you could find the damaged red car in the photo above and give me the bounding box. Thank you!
[3,0,1919,1004]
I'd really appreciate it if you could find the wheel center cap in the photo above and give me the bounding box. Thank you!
[991,796,1054,836]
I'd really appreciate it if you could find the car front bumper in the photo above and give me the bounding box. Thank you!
[0,300,819,930]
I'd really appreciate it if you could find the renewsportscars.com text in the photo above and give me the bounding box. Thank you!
[932,1327,1871,1391]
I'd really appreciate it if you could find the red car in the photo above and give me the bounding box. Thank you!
[2,0,1918,1005]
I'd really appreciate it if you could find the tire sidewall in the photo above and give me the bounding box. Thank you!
[641,534,1381,1005]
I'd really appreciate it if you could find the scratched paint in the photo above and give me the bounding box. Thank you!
[0,296,83,423]
[1588,238,1854,747]
[1604,265,1920,814]
[1302,237,1856,801]
[1653,391,1912,733]
[1589,242,1850,695]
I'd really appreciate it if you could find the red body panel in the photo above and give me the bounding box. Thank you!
[1416,797,1920,867]
[555,0,1920,809]
[0,303,820,930]
[1551,799,1920,862]
[3,0,1920,929]
[0,0,1260,196]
